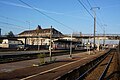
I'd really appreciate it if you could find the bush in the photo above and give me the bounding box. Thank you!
[37,53,46,64]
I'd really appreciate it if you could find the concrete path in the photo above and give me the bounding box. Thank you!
[0,51,94,73]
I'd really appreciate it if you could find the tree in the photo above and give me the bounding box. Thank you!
[0,39,2,43]
[6,31,15,37]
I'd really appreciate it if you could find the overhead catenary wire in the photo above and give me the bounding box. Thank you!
[87,0,92,8]
[0,21,26,29]
[92,2,105,31]
[0,15,35,28]
[0,25,20,33]
[18,0,73,31]
[86,0,105,31]
[77,0,94,18]
[78,0,104,32]
[0,15,25,23]
[0,26,8,34]
[81,0,90,10]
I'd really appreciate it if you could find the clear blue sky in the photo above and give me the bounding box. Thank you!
[0,0,120,35]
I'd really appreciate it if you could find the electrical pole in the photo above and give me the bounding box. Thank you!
[26,21,30,46]
[70,33,72,58]
[36,27,40,51]
[0,28,1,37]
[91,7,100,49]
[118,40,120,71]
[49,26,52,61]
[103,24,107,49]
[26,21,30,34]
[118,40,120,54]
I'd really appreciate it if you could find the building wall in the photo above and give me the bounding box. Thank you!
[2,39,22,44]
[18,38,50,45]
[18,38,26,44]
[1,39,23,48]
[1,44,9,48]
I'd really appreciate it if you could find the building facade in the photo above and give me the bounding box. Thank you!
[18,25,63,45]
[0,39,23,48]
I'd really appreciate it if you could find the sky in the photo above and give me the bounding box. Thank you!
[0,0,120,35]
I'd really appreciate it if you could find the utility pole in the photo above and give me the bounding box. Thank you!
[49,26,52,61]
[103,27,105,48]
[87,37,90,54]
[91,7,100,49]
[103,24,107,49]
[26,21,30,46]
[36,27,40,51]
[118,40,120,54]
[70,33,72,58]
[0,28,1,37]
[118,40,120,72]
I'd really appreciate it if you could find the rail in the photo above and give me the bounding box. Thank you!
[76,50,110,80]
[56,49,115,80]
[99,55,113,80]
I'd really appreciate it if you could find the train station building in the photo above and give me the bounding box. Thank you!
[17,25,82,50]
[0,25,82,50]
[18,25,63,45]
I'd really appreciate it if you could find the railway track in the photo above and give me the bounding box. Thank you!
[0,49,87,64]
[56,48,119,80]
[0,48,118,80]
[77,50,115,80]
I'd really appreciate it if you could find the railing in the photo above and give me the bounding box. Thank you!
[65,34,120,37]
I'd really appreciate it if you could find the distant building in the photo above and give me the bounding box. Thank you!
[17,25,83,50]
[18,25,63,45]
[0,39,23,48]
